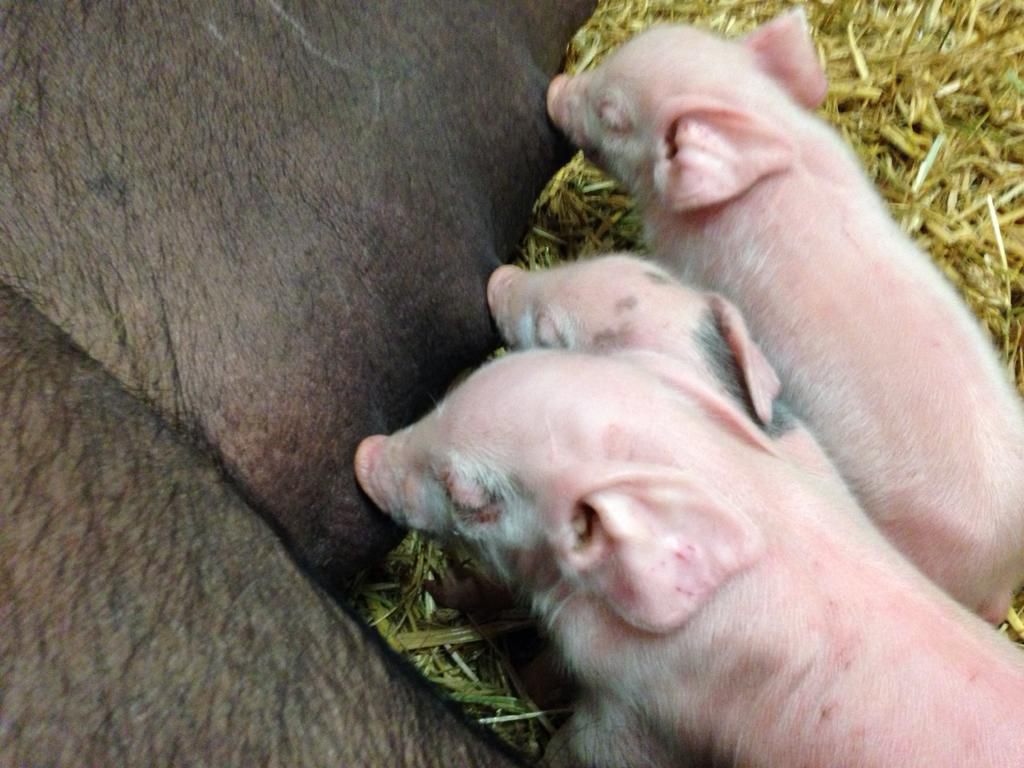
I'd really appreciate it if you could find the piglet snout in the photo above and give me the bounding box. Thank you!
[355,434,389,511]
[488,264,527,345]
[547,73,595,153]
[546,74,572,131]
[487,265,523,316]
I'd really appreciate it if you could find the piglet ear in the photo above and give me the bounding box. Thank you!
[743,8,828,109]
[565,466,762,634]
[653,98,793,212]
[709,294,781,427]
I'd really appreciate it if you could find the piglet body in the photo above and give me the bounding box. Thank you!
[546,12,1024,621]
[356,349,1024,768]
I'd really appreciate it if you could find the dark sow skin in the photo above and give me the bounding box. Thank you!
[0,0,591,580]
[0,287,523,766]
[1,0,592,763]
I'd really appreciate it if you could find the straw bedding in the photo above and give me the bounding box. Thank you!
[353,0,1024,758]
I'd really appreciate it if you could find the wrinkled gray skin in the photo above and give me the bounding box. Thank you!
[0,0,592,764]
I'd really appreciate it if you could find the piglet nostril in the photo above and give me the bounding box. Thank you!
[354,435,388,508]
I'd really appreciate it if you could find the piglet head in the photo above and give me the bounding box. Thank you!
[355,353,569,582]
[547,9,827,213]
[487,259,783,436]
[356,350,766,633]
[487,257,666,353]
[355,417,534,553]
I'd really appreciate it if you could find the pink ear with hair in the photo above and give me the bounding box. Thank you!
[743,8,828,109]
[564,466,762,633]
[653,98,793,212]
[709,294,781,427]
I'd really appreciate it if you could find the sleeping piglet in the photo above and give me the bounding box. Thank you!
[354,349,1024,768]
[487,253,833,475]
[545,10,1024,621]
